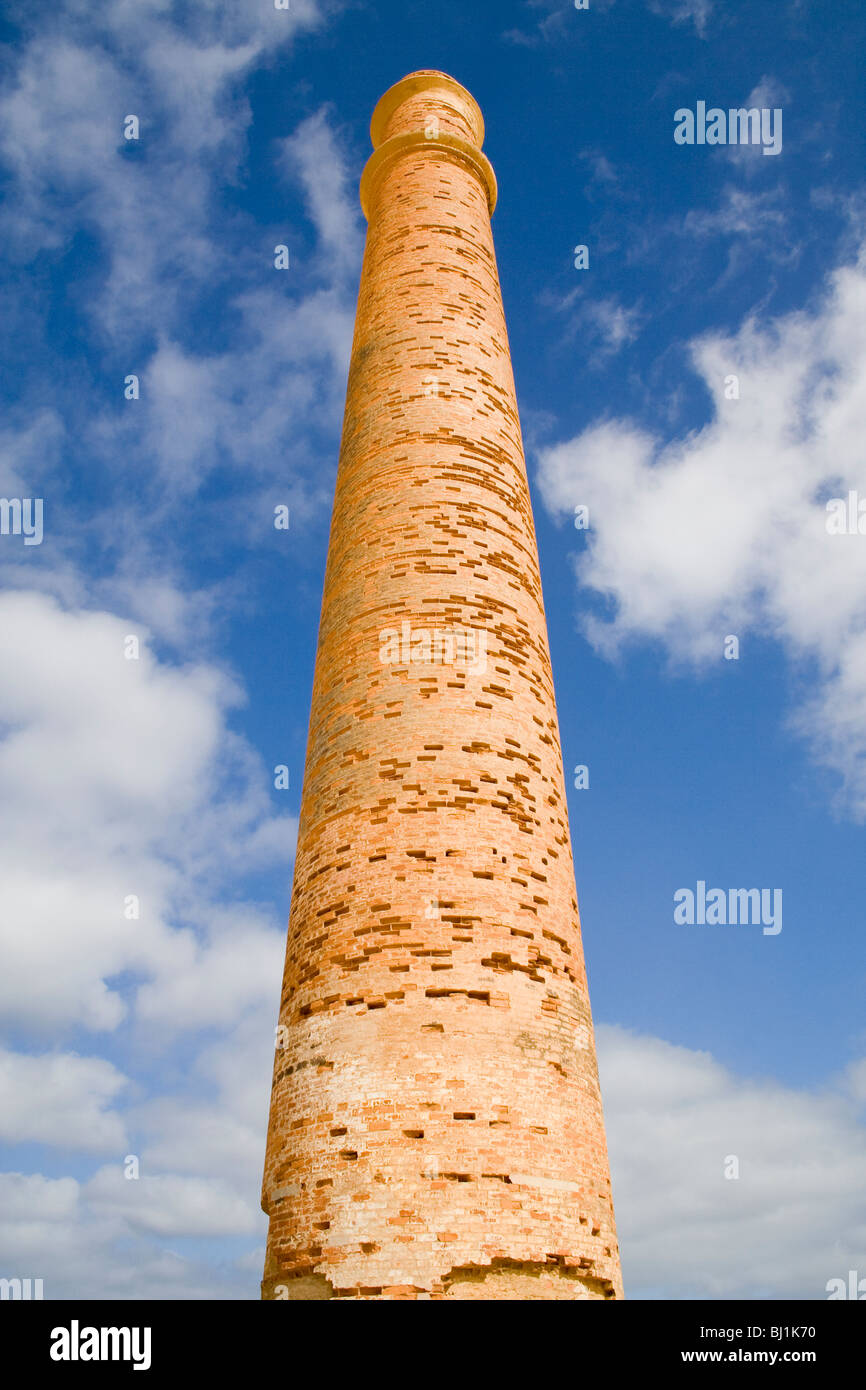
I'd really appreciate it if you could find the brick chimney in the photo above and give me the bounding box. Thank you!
[261,70,623,1301]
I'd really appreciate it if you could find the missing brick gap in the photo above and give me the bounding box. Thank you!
[439,1257,613,1298]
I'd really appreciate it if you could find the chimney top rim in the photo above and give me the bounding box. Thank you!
[370,70,485,149]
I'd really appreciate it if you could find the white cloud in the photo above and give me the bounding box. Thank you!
[0,590,292,1033]
[648,0,712,36]
[135,920,283,1030]
[0,0,357,575]
[0,1172,79,1223]
[280,107,365,280]
[683,185,788,239]
[537,246,866,817]
[0,989,274,1296]
[587,297,643,355]
[0,411,65,498]
[0,1171,257,1297]
[133,1100,263,1184]
[598,1025,866,1298]
[0,0,349,1303]
[724,78,791,172]
[103,272,355,501]
[0,0,324,269]
[86,1166,259,1238]
[0,580,285,1293]
[0,1051,127,1152]
[541,287,643,360]
[504,0,707,47]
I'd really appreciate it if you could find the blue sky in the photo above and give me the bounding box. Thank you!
[0,0,864,1300]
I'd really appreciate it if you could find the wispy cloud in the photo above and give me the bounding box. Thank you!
[504,0,708,47]
[647,0,712,37]
[541,285,644,360]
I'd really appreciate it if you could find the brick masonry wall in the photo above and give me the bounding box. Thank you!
[261,71,624,1301]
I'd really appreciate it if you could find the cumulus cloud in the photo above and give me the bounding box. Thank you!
[0,1172,258,1298]
[0,589,284,1293]
[86,1166,259,1238]
[0,590,292,1034]
[0,1051,127,1152]
[537,246,866,817]
[0,999,276,1295]
[0,0,342,1303]
[598,1025,866,1298]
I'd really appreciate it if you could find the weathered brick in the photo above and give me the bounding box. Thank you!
[260,70,623,1302]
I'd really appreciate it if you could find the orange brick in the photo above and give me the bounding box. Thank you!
[260,70,623,1303]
